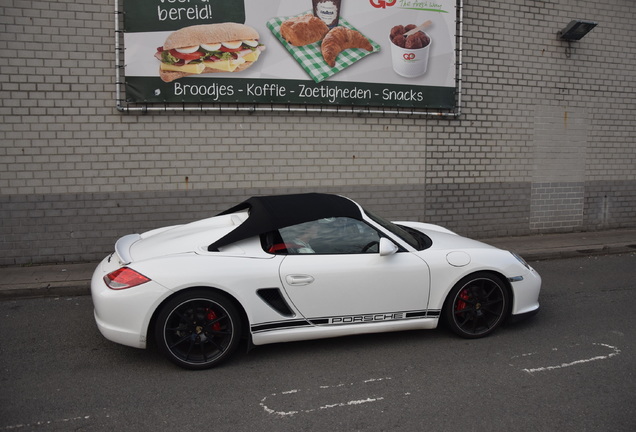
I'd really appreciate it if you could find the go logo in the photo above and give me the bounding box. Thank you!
[370,0,397,8]
[403,53,416,60]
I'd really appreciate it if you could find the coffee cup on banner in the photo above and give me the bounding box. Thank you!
[313,0,342,28]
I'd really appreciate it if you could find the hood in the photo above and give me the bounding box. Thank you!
[128,211,249,261]
[424,229,497,252]
[399,221,497,252]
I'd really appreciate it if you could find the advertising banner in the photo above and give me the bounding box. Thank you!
[122,0,457,109]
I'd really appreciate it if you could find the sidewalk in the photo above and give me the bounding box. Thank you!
[1,228,635,300]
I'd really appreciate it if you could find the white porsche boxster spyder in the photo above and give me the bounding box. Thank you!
[91,193,541,369]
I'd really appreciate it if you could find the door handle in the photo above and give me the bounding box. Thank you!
[286,275,315,286]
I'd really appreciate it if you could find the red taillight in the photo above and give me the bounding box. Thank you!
[104,267,150,290]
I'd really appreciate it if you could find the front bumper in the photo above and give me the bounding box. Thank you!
[509,265,542,317]
[508,306,540,323]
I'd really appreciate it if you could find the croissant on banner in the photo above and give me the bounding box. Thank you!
[155,23,266,82]
[320,27,373,67]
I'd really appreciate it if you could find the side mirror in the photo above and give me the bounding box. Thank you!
[379,238,399,256]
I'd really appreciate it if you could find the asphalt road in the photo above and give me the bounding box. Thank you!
[1,254,635,432]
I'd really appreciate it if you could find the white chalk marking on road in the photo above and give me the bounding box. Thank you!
[522,343,621,374]
[3,415,91,430]
[363,377,390,383]
[319,397,385,411]
[260,377,393,417]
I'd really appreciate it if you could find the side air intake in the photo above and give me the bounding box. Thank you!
[256,288,295,317]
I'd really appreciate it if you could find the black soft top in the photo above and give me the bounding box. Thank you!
[208,193,363,251]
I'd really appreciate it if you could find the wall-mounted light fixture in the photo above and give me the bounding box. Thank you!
[558,19,598,41]
[558,20,597,57]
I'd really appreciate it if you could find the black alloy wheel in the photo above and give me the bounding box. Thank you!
[155,290,242,370]
[444,272,509,338]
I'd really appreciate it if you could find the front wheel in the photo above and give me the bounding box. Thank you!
[443,272,510,338]
[155,290,242,370]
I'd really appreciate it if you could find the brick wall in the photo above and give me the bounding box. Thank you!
[1,0,635,265]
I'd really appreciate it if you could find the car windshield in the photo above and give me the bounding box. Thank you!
[363,208,424,250]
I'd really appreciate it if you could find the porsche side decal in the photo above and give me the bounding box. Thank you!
[316,310,440,325]
[251,310,440,333]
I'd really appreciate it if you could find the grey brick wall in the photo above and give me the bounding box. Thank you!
[1,0,635,265]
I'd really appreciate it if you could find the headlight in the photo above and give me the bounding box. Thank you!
[511,252,531,270]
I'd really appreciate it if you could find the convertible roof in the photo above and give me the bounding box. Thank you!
[208,193,363,251]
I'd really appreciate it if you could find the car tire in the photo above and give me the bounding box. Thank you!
[443,272,510,339]
[155,289,242,370]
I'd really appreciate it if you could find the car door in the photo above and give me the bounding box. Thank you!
[277,217,430,320]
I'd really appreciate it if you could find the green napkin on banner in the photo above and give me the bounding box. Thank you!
[266,11,381,83]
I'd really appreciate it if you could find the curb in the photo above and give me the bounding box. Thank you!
[516,244,636,262]
[0,282,91,301]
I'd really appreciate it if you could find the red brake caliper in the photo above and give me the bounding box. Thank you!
[206,309,222,331]
[456,289,470,312]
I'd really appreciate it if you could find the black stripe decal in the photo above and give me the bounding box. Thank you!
[251,320,311,333]
[406,310,428,318]
[251,310,440,333]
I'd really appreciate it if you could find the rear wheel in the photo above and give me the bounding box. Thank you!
[444,272,509,338]
[155,290,242,369]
